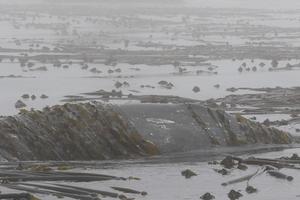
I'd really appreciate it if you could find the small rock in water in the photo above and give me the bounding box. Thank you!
[40,94,49,99]
[31,95,36,100]
[115,81,123,88]
[208,160,219,165]
[290,153,300,160]
[237,163,248,171]
[214,84,220,89]
[15,100,27,109]
[141,191,148,196]
[246,185,257,194]
[220,156,236,169]
[228,190,243,200]
[21,94,30,99]
[181,169,197,178]
[200,192,215,200]
[193,86,200,93]
[215,168,229,175]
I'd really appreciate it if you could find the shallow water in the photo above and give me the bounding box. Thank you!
[1,147,299,200]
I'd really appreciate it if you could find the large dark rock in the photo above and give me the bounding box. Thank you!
[0,102,293,161]
[119,103,293,153]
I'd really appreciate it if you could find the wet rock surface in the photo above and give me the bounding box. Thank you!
[120,103,293,153]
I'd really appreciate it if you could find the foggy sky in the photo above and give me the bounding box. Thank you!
[185,0,300,10]
[0,0,300,10]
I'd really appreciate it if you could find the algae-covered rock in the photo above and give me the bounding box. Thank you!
[0,102,159,161]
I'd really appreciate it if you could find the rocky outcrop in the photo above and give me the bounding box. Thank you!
[0,102,293,161]
[120,103,293,153]
[0,103,159,161]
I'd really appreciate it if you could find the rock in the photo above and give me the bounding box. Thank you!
[63,65,69,69]
[181,169,197,178]
[128,176,141,180]
[263,119,271,126]
[271,59,279,68]
[259,62,265,67]
[226,87,238,92]
[16,163,24,170]
[237,163,248,171]
[158,80,168,85]
[15,100,27,109]
[214,84,220,89]
[27,62,35,68]
[29,66,48,72]
[21,94,30,99]
[158,81,174,89]
[120,103,293,153]
[246,186,257,194]
[90,68,101,73]
[228,190,243,200]
[115,81,123,88]
[215,168,229,175]
[123,81,130,87]
[40,94,49,99]
[250,116,257,120]
[115,68,122,73]
[290,153,300,160]
[141,191,147,196]
[208,161,219,165]
[220,156,236,169]
[193,86,200,93]
[31,95,36,100]
[81,64,89,70]
[200,192,215,200]
[0,102,160,161]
